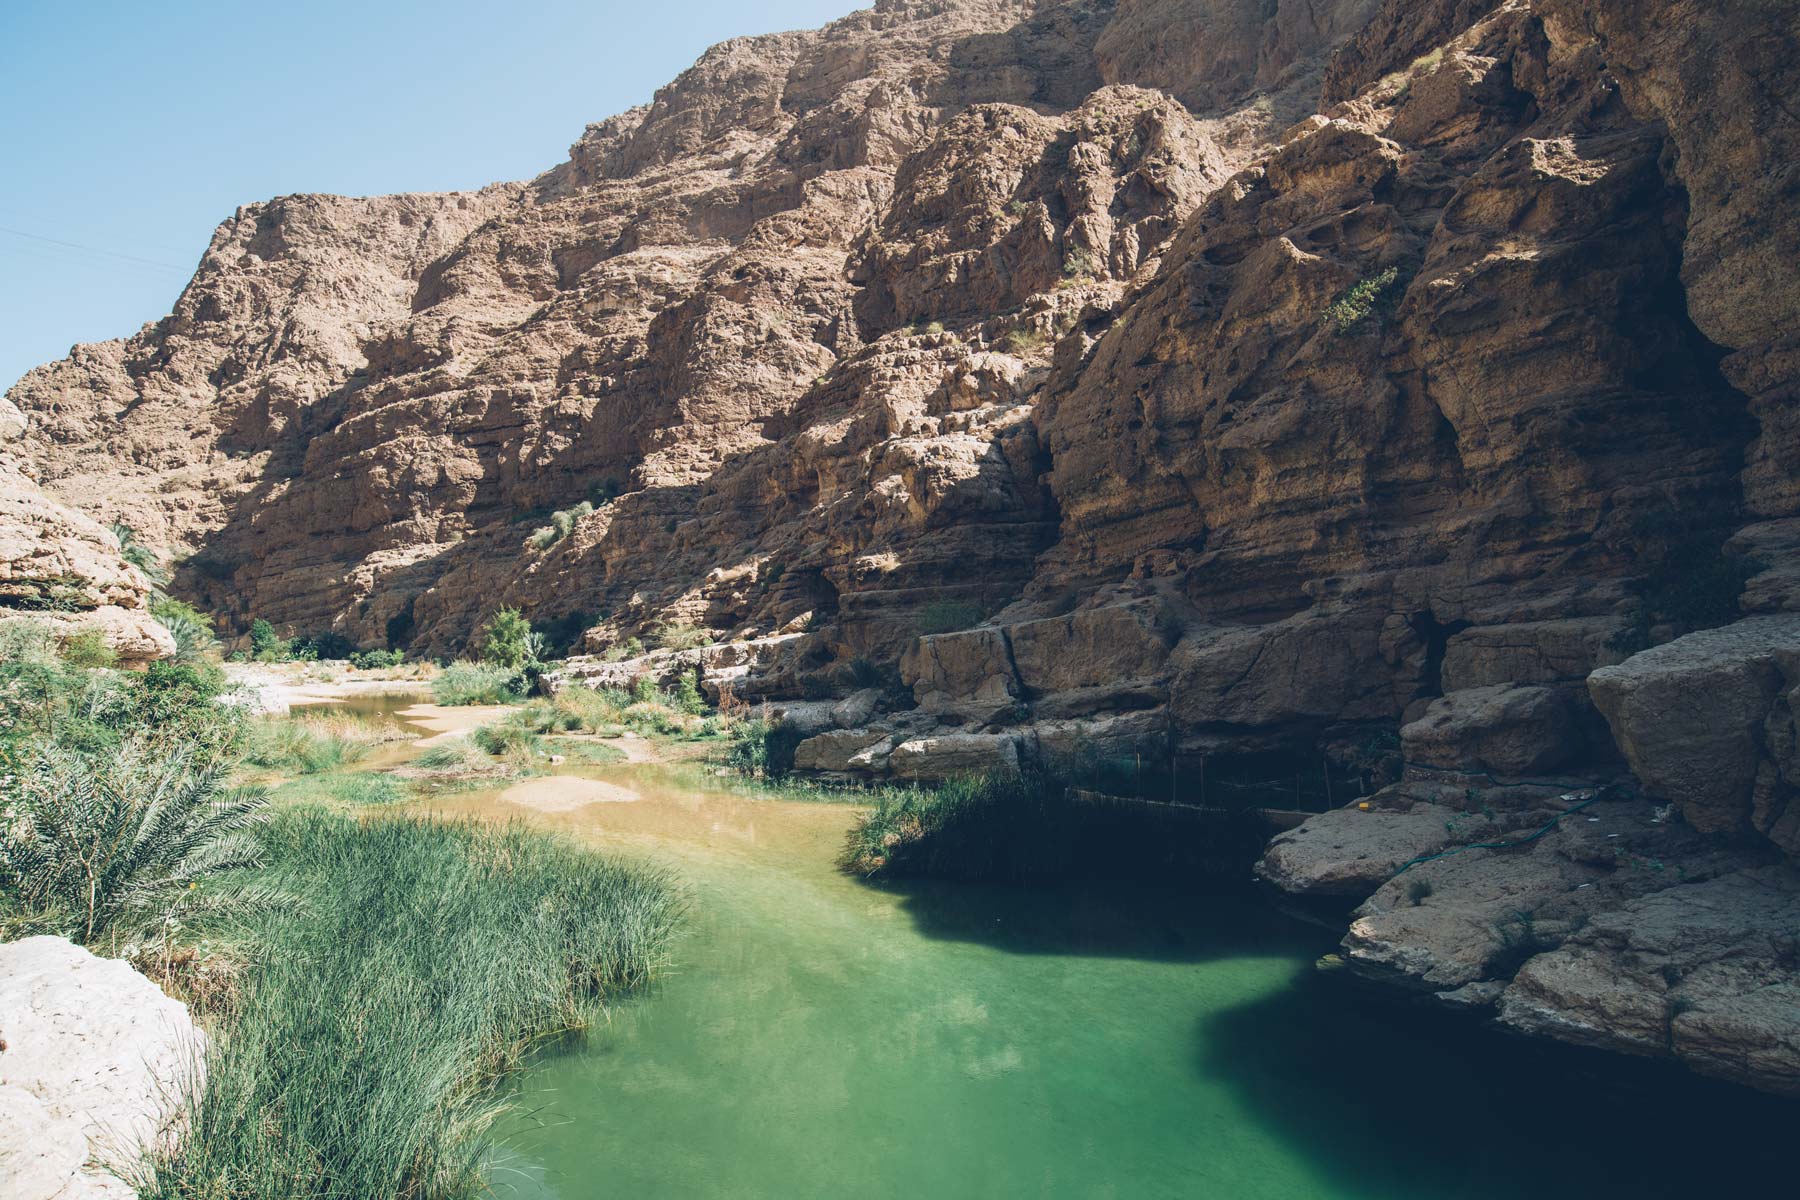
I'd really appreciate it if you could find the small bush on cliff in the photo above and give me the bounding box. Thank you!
[600,636,645,662]
[1326,266,1402,332]
[651,621,715,651]
[524,500,594,551]
[59,628,117,669]
[1001,327,1045,354]
[916,599,983,635]
[432,661,525,706]
[110,522,169,588]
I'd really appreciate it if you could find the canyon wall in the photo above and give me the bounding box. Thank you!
[7,0,1800,1091]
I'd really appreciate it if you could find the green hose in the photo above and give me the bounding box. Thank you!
[1390,792,1606,876]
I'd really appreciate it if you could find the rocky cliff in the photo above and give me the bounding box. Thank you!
[8,0,1800,1091]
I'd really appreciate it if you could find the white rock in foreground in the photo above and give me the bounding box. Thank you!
[0,937,205,1200]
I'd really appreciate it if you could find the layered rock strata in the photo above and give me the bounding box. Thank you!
[10,0,1800,1089]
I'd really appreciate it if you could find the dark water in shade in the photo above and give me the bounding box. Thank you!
[402,761,1794,1200]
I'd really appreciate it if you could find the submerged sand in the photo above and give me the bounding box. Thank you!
[498,777,642,812]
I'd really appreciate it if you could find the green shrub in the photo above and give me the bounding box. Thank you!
[335,773,406,805]
[60,629,117,669]
[916,599,983,635]
[432,661,525,706]
[151,598,218,662]
[0,742,268,943]
[1326,266,1402,332]
[243,716,382,775]
[651,621,714,651]
[249,618,290,663]
[146,811,680,1200]
[673,670,707,715]
[726,717,803,778]
[471,719,543,760]
[415,738,489,771]
[479,607,543,671]
[348,648,405,669]
[129,662,236,754]
[631,675,662,706]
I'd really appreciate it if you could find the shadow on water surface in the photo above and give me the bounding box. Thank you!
[874,873,1326,964]
[1197,974,1799,1198]
[877,873,1799,1199]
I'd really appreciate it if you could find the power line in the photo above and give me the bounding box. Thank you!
[0,225,187,271]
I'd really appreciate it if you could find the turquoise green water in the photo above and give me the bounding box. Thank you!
[420,762,1789,1199]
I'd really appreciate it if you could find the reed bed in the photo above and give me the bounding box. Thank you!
[146,809,681,1200]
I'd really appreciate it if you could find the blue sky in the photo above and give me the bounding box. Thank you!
[0,0,861,392]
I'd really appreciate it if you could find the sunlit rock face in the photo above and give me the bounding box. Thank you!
[10,0,1800,1090]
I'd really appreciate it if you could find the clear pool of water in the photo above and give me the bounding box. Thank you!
[403,761,1795,1200]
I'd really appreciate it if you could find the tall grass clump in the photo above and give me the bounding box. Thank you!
[471,719,544,760]
[243,712,398,774]
[842,767,1077,881]
[841,762,1249,883]
[432,661,525,706]
[725,716,802,777]
[147,810,680,1200]
[0,742,269,943]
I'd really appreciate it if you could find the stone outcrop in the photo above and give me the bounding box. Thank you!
[0,400,171,664]
[0,937,207,1199]
[1401,684,1582,778]
[1589,615,1800,854]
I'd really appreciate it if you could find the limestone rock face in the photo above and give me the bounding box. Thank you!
[1500,867,1800,1095]
[889,732,1021,780]
[9,0,1800,1092]
[1588,615,1800,852]
[0,409,172,664]
[1401,684,1581,777]
[0,937,207,1199]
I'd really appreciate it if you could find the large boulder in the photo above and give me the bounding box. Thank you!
[1169,608,1418,737]
[793,729,894,773]
[901,628,1020,724]
[888,733,1019,781]
[1255,801,1506,899]
[1440,618,1626,691]
[1401,684,1583,777]
[0,937,206,1199]
[1588,615,1800,849]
